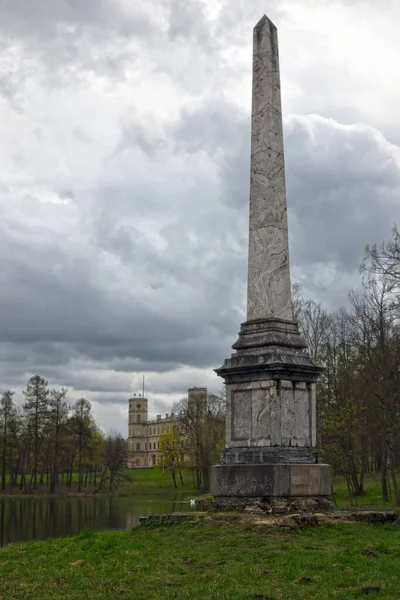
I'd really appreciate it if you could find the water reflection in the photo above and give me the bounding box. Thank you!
[0,495,199,547]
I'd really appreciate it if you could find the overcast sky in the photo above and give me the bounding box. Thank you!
[1,0,400,434]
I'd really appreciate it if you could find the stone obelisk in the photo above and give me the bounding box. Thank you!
[211,16,330,507]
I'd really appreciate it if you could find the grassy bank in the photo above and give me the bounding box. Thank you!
[331,473,399,510]
[121,470,400,508]
[2,469,399,508]
[0,469,197,499]
[1,515,400,599]
[117,468,197,496]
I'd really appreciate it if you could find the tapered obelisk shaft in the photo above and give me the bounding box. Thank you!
[247,15,293,322]
[211,15,330,507]
[211,15,330,508]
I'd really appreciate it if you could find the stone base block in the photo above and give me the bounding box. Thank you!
[212,496,333,514]
[211,463,331,498]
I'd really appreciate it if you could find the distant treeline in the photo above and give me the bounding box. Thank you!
[296,226,400,505]
[0,376,128,494]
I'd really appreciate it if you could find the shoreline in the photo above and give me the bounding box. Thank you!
[0,490,199,499]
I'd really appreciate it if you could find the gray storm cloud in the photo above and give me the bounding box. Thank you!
[0,0,399,433]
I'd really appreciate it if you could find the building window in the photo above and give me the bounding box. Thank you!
[145,443,147,450]
[136,443,140,451]
[158,427,160,434]
[136,429,140,435]
[145,428,148,435]
[137,415,141,423]
[136,459,140,466]
[158,442,160,449]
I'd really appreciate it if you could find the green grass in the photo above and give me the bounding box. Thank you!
[1,516,400,599]
[1,469,197,498]
[3,469,400,508]
[331,473,399,510]
[124,469,400,506]
[117,468,197,496]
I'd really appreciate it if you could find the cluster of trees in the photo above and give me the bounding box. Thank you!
[295,226,400,504]
[157,393,225,491]
[0,376,128,493]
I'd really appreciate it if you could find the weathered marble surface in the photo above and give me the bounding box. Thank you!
[211,15,329,501]
[211,463,331,498]
[247,15,293,322]
[224,380,316,453]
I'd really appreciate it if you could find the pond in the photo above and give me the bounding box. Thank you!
[0,494,201,547]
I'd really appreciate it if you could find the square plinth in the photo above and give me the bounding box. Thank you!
[211,463,331,498]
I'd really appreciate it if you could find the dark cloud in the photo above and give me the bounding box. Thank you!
[286,115,400,279]
[0,0,399,433]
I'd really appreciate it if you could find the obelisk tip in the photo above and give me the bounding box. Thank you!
[254,14,277,32]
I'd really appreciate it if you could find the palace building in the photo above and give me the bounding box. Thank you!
[127,387,207,469]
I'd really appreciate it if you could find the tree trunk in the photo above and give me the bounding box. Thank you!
[170,468,177,489]
[1,438,6,491]
[351,471,362,496]
[67,463,73,489]
[195,467,201,491]
[77,442,82,493]
[179,469,185,486]
[388,448,400,506]
[202,468,209,492]
[330,484,337,506]
[381,447,389,502]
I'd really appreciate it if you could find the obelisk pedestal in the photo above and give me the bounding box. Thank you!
[210,16,331,509]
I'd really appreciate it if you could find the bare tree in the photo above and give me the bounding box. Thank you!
[158,427,187,488]
[49,388,68,494]
[0,391,17,491]
[173,392,225,491]
[100,432,130,491]
[23,376,50,490]
[292,284,332,361]
[364,225,400,289]
[349,270,400,504]
[71,398,93,493]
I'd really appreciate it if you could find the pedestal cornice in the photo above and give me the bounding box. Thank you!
[216,317,324,384]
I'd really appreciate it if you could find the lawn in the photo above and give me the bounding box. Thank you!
[331,473,399,510]
[1,516,400,599]
[118,470,400,508]
[1,468,197,498]
[118,468,197,496]
[2,469,400,509]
